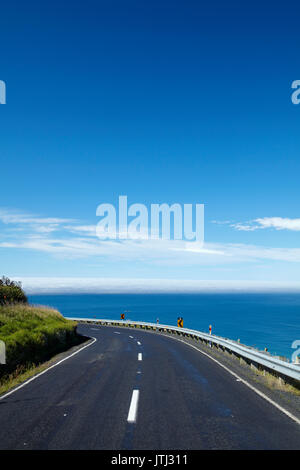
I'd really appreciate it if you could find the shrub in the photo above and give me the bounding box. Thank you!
[0,276,27,305]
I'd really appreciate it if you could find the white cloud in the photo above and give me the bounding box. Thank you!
[0,208,75,225]
[63,225,97,236]
[2,233,300,266]
[229,217,300,232]
[230,222,261,231]
[33,224,60,233]
[64,225,151,240]
[255,217,300,231]
[16,277,300,294]
[2,208,300,267]
[211,220,233,225]
[183,242,226,255]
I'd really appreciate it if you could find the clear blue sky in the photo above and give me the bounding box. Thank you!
[1,1,300,291]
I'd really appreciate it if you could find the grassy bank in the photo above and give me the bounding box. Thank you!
[0,303,84,392]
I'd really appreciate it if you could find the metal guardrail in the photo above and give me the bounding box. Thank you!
[66,317,300,382]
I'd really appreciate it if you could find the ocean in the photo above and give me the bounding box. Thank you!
[28,293,300,360]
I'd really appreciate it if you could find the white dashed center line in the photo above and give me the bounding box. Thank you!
[127,390,139,423]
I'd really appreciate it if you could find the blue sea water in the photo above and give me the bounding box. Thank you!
[28,293,300,360]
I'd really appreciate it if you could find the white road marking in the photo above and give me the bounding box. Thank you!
[137,341,141,346]
[114,332,121,334]
[127,390,139,423]
[138,353,142,361]
[0,337,97,401]
[161,333,300,426]
[129,336,134,339]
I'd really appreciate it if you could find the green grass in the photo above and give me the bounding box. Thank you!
[0,360,56,396]
[0,303,81,386]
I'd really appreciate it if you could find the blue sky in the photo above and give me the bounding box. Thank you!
[1,1,300,292]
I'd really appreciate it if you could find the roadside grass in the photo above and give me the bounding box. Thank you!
[0,341,89,396]
[253,368,300,396]
[0,303,85,394]
[207,340,300,395]
[0,361,53,396]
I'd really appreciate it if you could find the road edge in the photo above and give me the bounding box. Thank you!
[160,332,300,426]
[0,335,97,401]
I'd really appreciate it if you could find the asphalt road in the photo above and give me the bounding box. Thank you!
[0,324,299,450]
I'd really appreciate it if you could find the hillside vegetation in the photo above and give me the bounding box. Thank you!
[0,303,78,378]
[0,277,81,390]
[0,276,27,305]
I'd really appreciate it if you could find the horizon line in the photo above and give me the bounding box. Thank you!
[12,277,300,295]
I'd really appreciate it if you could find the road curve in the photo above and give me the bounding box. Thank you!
[0,324,299,450]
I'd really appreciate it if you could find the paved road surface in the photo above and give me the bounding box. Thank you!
[0,324,299,450]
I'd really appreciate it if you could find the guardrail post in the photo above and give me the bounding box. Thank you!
[260,365,266,376]
[278,376,286,386]
[0,340,5,364]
